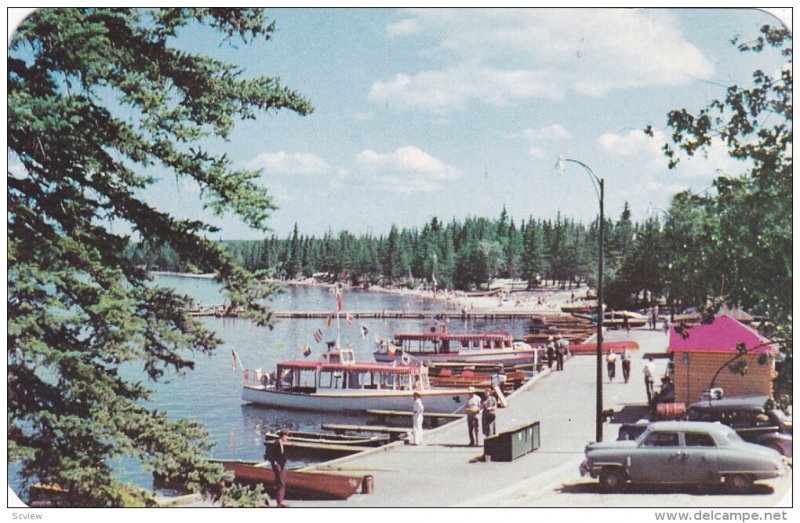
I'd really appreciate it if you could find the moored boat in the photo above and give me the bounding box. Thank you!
[264,430,389,447]
[242,346,471,414]
[374,328,537,366]
[213,459,365,500]
[568,340,640,355]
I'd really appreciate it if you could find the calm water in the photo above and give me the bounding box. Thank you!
[11,275,532,494]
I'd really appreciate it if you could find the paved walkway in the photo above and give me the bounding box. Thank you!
[290,328,673,507]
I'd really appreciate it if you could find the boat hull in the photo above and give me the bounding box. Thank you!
[373,350,536,366]
[214,460,364,500]
[242,386,471,414]
[569,340,640,355]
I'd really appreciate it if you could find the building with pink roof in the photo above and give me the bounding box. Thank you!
[667,315,778,404]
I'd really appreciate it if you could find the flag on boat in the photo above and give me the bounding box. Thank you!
[336,287,343,311]
[231,348,237,373]
[303,344,312,357]
[345,312,353,325]
[387,343,396,357]
[313,329,323,343]
[361,324,369,337]
[325,315,332,328]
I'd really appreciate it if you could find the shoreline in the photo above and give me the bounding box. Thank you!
[152,271,595,315]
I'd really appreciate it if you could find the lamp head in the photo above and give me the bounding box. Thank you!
[555,155,567,175]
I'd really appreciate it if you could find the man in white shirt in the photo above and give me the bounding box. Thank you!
[465,392,482,446]
[643,357,656,403]
[411,392,424,445]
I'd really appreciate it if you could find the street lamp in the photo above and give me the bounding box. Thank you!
[557,155,605,442]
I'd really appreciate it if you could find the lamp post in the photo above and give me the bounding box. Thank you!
[557,156,605,442]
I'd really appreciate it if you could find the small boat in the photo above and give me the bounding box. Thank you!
[568,340,640,355]
[242,345,471,413]
[264,430,389,447]
[572,311,648,328]
[374,328,538,366]
[213,459,365,500]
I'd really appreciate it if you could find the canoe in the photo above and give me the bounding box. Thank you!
[265,430,389,447]
[213,459,365,500]
[568,340,640,355]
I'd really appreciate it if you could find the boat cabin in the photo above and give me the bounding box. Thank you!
[273,348,430,394]
[391,331,513,356]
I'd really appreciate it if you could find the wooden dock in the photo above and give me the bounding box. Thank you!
[189,308,544,321]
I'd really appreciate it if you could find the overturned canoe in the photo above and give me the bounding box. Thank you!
[213,459,365,500]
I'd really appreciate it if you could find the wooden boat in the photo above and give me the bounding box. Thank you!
[242,346,471,413]
[572,311,648,328]
[213,459,365,500]
[264,430,389,447]
[560,304,596,314]
[568,340,640,355]
[374,329,538,366]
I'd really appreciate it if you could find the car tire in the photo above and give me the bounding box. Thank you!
[725,474,752,494]
[599,467,627,492]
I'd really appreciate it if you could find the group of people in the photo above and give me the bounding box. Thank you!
[545,336,569,371]
[465,388,499,446]
[606,348,659,403]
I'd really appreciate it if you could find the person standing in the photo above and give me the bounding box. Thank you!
[465,392,482,446]
[267,429,290,507]
[555,337,566,371]
[606,349,617,382]
[481,389,498,438]
[621,347,632,383]
[411,392,424,445]
[643,357,656,403]
[546,337,555,369]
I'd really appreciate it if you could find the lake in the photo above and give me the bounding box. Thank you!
[12,275,533,495]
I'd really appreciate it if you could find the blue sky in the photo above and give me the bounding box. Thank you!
[10,8,791,239]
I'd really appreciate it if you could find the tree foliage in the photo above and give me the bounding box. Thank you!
[8,8,311,506]
[647,24,792,399]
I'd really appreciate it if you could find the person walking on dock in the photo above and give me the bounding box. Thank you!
[465,392,482,446]
[621,347,632,383]
[606,349,617,382]
[267,429,290,507]
[411,392,424,445]
[546,337,555,369]
[481,388,498,438]
[643,357,656,403]
[555,337,566,371]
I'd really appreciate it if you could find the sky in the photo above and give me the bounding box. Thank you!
[8,8,792,240]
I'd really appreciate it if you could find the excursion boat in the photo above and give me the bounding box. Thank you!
[373,328,538,366]
[241,346,472,414]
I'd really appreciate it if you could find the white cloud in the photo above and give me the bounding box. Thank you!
[353,146,459,193]
[387,18,418,36]
[523,124,572,142]
[246,151,331,176]
[529,147,546,159]
[599,128,751,181]
[372,9,714,112]
[353,111,376,122]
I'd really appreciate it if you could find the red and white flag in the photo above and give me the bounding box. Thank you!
[313,329,323,343]
[231,348,237,373]
[345,312,353,325]
[325,315,332,328]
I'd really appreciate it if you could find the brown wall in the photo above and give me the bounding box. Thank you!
[671,351,775,404]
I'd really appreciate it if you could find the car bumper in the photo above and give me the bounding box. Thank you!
[579,460,591,477]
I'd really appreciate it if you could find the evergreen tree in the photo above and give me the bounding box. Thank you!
[8,8,311,506]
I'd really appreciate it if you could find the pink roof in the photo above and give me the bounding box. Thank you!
[668,315,776,354]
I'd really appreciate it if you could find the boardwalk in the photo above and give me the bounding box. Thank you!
[286,329,790,508]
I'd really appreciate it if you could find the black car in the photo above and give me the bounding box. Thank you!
[683,395,792,458]
[618,394,792,458]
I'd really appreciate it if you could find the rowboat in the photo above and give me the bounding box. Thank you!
[242,346,471,413]
[374,328,538,366]
[213,459,365,500]
[264,430,389,447]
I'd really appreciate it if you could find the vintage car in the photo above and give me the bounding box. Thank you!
[582,421,786,493]
[683,395,792,458]
[618,395,793,458]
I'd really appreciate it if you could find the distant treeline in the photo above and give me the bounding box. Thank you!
[126,204,667,309]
